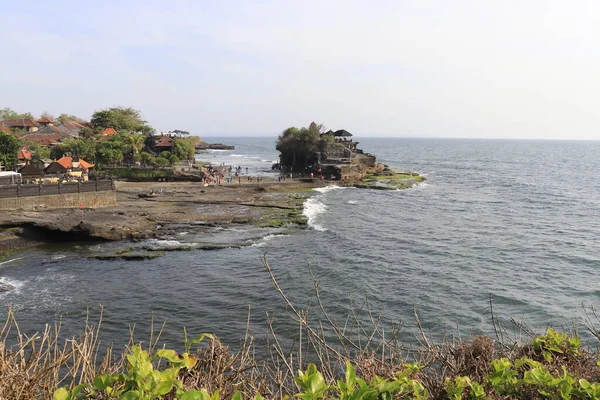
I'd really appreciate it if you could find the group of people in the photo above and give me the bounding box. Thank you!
[202,164,268,186]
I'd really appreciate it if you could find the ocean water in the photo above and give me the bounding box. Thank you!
[2,138,600,351]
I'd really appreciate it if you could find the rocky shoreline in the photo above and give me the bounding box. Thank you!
[0,179,319,256]
[0,166,424,258]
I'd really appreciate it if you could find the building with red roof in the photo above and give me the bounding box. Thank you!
[0,119,39,133]
[37,117,55,127]
[101,127,118,136]
[21,133,63,147]
[45,157,94,175]
[154,135,174,151]
[17,148,32,162]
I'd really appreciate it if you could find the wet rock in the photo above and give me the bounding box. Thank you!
[0,282,15,293]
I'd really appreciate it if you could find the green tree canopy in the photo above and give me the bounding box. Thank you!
[0,108,34,121]
[22,140,51,160]
[172,138,195,161]
[153,157,169,168]
[39,111,54,121]
[0,133,21,170]
[57,113,86,124]
[91,106,153,133]
[276,121,328,171]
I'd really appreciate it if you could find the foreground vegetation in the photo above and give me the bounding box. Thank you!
[2,259,600,399]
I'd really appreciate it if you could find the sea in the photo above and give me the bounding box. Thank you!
[1,137,600,352]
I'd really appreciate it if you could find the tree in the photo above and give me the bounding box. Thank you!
[153,157,169,168]
[172,139,195,161]
[40,111,54,121]
[168,154,180,166]
[98,147,124,167]
[57,113,86,124]
[0,108,34,121]
[91,106,153,133]
[276,121,324,171]
[125,133,146,157]
[0,133,21,170]
[95,134,129,166]
[139,151,154,167]
[22,140,51,160]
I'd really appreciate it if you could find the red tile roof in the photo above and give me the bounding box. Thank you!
[37,117,54,123]
[56,156,94,169]
[1,119,38,128]
[0,126,12,134]
[21,133,62,147]
[57,156,72,169]
[79,159,94,169]
[18,148,32,161]
[101,127,118,135]
[155,136,174,147]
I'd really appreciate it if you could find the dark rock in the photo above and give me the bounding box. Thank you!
[0,282,15,293]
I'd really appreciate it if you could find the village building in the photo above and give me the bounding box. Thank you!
[44,156,94,181]
[17,148,32,165]
[34,125,65,136]
[37,117,54,127]
[154,135,174,152]
[318,128,376,180]
[0,119,39,133]
[19,162,45,181]
[54,120,87,138]
[100,127,119,136]
[21,133,63,147]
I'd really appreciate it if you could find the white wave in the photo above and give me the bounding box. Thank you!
[0,277,24,294]
[177,232,189,236]
[313,185,347,194]
[347,200,358,205]
[52,254,66,260]
[250,234,288,247]
[146,239,196,248]
[0,257,23,267]
[230,154,245,157]
[303,198,328,231]
[412,181,430,189]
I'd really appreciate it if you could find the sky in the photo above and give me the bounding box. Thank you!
[1,0,600,139]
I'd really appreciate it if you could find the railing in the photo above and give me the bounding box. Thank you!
[0,180,115,199]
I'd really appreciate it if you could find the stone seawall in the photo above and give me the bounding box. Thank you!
[0,190,117,210]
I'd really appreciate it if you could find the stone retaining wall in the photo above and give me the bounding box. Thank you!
[0,190,116,210]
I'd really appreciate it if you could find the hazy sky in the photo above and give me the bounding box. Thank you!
[1,1,599,139]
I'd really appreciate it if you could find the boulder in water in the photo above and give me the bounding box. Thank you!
[0,281,15,293]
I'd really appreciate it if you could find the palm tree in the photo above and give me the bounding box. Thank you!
[126,133,145,157]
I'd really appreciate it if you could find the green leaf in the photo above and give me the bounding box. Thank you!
[345,360,356,389]
[185,333,214,353]
[120,391,141,400]
[71,384,90,399]
[180,390,205,400]
[579,379,591,390]
[154,379,176,396]
[231,392,243,400]
[94,374,113,390]
[156,349,181,363]
[53,387,71,400]
[182,352,198,369]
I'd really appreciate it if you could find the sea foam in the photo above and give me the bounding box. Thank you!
[303,197,328,231]
[313,185,347,194]
[250,234,288,247]
[0,257,23,267]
